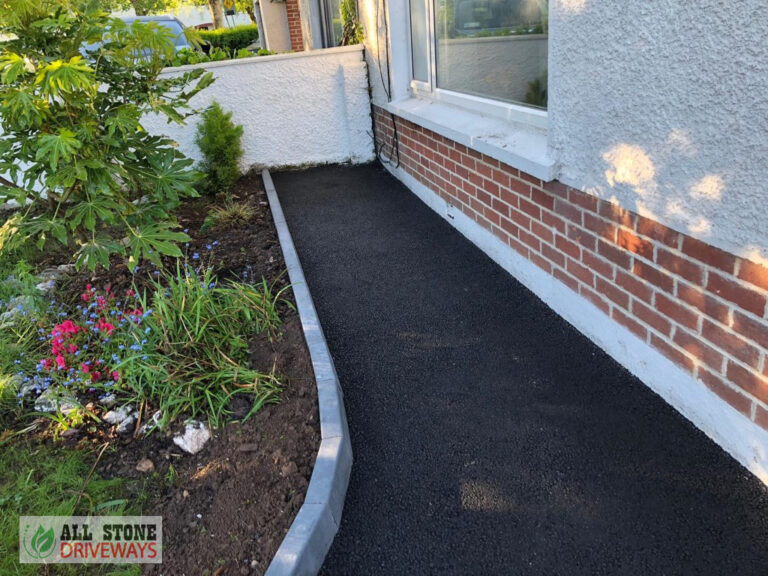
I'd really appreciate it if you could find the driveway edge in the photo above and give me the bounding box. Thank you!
[263,169,353,576]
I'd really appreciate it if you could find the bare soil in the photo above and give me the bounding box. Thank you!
[64,172,320,575]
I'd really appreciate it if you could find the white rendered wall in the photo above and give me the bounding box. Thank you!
[143,45,374,169]
[548,0,768,264]
[359,0,768,265]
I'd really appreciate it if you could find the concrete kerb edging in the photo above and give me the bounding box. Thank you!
[262,169,353,576]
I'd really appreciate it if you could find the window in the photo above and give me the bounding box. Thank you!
[322,0,344,46]
[409,0,548,110]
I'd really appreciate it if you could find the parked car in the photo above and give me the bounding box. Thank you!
[120,14,192,51]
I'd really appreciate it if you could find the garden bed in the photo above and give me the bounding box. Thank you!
[0,172,320,575]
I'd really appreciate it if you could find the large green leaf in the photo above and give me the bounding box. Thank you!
[66,195,120,232]
[127,223,189,270]
[35,56,95,98]
[35,130,82,170]
[75,237,126,272]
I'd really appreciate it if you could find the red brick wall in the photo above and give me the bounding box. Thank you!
[373,105,768,429]
[285,0,304,52]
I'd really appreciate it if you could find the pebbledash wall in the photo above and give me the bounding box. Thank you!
[361,0,768,481]
[143,45,374,168]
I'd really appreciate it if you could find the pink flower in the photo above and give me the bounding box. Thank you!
[67,343,78,355]
[81,362,91,374]
[90,371,102,382]
[54,320,80,335]
[55,355,67,370]
[111,371,120,382]
[97,318,115,336]
[126,289,135,298]
[40,358,52,370]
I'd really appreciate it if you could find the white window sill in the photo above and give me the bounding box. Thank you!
[385,97,555,182]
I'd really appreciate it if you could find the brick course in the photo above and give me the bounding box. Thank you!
[285,0,304,52]
[374,105,768,430]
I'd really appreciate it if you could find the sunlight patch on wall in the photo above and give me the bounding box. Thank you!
[558,0,586,14]
[361,0,380,54]
[741,248,768,268]
[690,174,724,201]
[603,144,655,193]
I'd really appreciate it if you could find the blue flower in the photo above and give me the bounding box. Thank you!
[192,253,200,260]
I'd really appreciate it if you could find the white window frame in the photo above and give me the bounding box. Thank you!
[407,0,548,132]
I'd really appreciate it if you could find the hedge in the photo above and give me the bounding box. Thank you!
[199,24,259,53]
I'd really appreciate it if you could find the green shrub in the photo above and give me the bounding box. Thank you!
[0,1,214,271]
[170,46,254,67]
[199,24,259,53]
[195,101,244,197]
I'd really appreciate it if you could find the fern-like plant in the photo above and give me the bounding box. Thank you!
[0,0,215,271]
[195,101,245,197]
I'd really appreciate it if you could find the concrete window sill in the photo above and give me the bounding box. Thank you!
[385,97,555,182]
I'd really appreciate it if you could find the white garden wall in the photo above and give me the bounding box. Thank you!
[143,45,374,169]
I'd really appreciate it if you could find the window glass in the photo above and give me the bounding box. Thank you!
[434,0,548,108]
[410,0,430,83]
[323,0,343,46]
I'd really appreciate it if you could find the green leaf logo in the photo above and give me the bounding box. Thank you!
[24,524,56,559]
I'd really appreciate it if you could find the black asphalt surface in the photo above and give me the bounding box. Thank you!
[273,164,768,576]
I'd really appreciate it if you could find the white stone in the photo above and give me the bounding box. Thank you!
[34,389,78,414]
[100,393,117,407]
[103,405,138,435]
[35,279,56,294]
[173,420,211,455]
[0,295,32,324]
[137,410,164,436]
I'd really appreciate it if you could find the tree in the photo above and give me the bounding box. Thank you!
[98,0,182,16]
[206,0,225,28]
[0,0,214,271]
[189,0,260,28]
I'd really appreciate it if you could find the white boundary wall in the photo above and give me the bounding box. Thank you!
[144,45,375,169]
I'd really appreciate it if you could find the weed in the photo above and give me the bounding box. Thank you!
[201,201,257,232]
